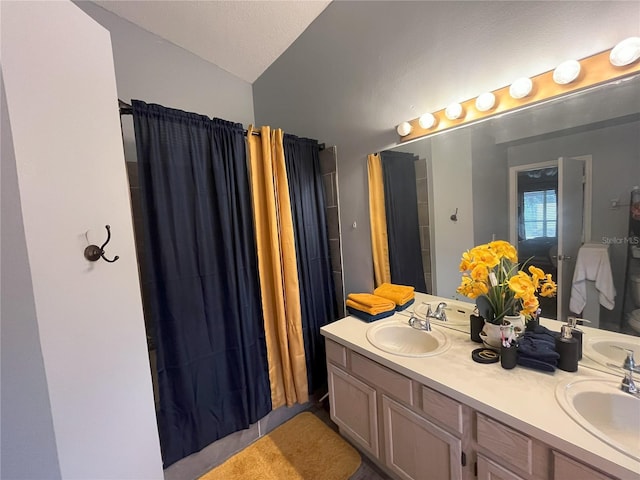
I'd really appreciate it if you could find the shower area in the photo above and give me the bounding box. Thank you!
[119,102,344,468]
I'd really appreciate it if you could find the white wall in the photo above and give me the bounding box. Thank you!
[253,1,640,296]
[1,74,62,480]
[430,130,474,298]
[1,1,163,478]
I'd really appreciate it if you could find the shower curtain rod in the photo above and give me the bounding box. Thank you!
[118,99,324,148]
[118,100,260,136]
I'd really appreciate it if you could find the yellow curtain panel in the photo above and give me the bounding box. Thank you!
[246,125,309,408]
[367,153,391,287]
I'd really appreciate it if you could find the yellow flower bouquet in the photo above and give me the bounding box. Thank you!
[457,240,557,325]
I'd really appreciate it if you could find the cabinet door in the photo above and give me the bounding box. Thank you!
[382,395,463,480]
[552,452,615,480]
[328,363,379,458]
[477,454,525,480]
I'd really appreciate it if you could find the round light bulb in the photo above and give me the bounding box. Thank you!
[509,77,533,99]
[553,60,581,84]
[418,113,436,129]
[396,121,412,136]
[610,37,640,66]
[445,103,463,120]
[475,92,496,112]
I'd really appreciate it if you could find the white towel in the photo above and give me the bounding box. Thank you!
[569,245,616,313]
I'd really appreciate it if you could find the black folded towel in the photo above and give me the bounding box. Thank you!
[516,329,560,372]
[517,335,560,362]
[517,356,557,372]
[523,332,556,348]
[530,325,559,340]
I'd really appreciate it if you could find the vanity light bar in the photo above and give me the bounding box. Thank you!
[397,37,640,142]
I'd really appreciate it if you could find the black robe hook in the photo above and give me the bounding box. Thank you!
[84,225,120,263]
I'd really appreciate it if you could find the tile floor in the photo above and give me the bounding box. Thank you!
[163,396,390,480]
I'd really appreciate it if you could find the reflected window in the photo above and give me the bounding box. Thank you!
[523,189,557,239]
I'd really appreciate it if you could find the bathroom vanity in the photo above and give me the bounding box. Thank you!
[320,294,640,480]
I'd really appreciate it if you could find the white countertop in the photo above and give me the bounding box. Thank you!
[321,293,640,480]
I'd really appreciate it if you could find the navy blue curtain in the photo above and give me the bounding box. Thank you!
[380,151,428,293]
[283,135,337,394]
[132,101,271,467]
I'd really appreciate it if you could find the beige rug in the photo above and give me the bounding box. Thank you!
[199,411,362,480]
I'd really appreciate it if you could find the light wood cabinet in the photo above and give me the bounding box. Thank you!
[552,451,616,480]
[476,413,550,479]
[478,454,526,480]
[325,340,469,480]
[324,338,623,480]
[327,363,379,458]
[382,395,463,480]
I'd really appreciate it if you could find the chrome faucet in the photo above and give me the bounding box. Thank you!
[408,303,432,331]
[408,313,431,332]
[407,301,448,331]
[612,346,638,395]
[431,302,448,322]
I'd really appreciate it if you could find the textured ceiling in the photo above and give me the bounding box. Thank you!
[93,1,331,83]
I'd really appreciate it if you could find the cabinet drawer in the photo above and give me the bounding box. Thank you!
[552,451,615,480]
[477,454,525,480]
[351,352,413,405]
[325,339,347,368]
[420,385,464,434]
[477,414,533,475]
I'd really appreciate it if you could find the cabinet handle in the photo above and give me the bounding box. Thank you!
[461,451,466,466]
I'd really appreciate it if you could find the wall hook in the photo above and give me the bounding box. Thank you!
[450,208,459,222]
[84,225,119,263]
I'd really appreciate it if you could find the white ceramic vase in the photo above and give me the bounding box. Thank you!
[480,316,523,350]
[503,314,525,336]
[480,321,507,350]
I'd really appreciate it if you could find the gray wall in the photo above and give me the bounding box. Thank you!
[1,74,62,480]
[253,1,640,296]
[472,127,509,246]
[75,1,255,164]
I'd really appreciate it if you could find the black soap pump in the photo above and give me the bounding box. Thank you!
[567,316,589,360]
[567,317,582,360]
[556,323,579,372]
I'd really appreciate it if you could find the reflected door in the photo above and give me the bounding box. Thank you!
[557,157,586,321]
[509,157,586,320]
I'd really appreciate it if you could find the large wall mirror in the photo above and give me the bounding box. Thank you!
[374,73,640,337]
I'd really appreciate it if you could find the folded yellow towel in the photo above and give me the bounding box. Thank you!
[346,293,396,316]
[374,283,415,306]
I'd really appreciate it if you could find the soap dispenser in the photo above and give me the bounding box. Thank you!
[567,316,588,360]
[556,324,579,372]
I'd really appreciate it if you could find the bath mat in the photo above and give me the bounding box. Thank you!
[198,411,361,480]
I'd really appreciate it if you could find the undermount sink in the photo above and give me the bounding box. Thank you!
[366,319,450,357]
[583,337,640,372]
[556,377,640,461]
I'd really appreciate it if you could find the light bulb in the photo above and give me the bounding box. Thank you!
[610,37,640,66]
[418,113,436,129]
[396,121,412,136]
[553,60,581,84]
[445,103,463,120]
[475,92,496,112]
[509,77,533,99]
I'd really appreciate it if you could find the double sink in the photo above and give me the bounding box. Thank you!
[364,307,640,462]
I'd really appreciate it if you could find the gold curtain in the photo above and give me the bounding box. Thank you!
[246,125,309,408]
[367,153,391,287]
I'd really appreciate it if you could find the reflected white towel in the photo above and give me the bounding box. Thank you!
[569,245,616,313]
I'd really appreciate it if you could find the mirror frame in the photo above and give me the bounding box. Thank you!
[398,46,640,143]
